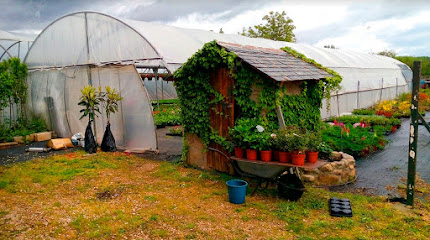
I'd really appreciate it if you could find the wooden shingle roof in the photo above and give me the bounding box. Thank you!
[217,41,331,82]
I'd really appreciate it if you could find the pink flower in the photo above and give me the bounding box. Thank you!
[270,133,276,139]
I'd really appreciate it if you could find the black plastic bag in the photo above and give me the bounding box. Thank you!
[85,120,97,154]
[101,123,117,152]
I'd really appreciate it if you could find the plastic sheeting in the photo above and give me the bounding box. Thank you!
[0,30,34,61]
[143,77,178,100]
[26,65,157,151]
[24,11,412,136]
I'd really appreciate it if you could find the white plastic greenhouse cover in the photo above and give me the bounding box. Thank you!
[0,30,34,61]
[24,11,412,143]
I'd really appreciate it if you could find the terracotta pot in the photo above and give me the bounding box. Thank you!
[279,151,292,163]
[260,150,272,162]
[246,149,257,160]
[306,151,318,163]
[279,151,288,163]
[292,153,306,166]
[234,147,244,158]
[273,150,280,161]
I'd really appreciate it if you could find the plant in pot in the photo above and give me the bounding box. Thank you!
[274,129,292,163]
[78,85,102,154]
[291,133,308,166]
[229,124,247,158]
[232,118,266,160]
[99,86,123,152]
[257,131,273,162]
[306,131,321,163]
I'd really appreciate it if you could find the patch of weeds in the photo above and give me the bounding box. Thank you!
[185,234,197,239]
[149,214,159,221]
[76,183,91,192]
[144,196,157,202]
[286,220,304,234]
[336,218,355,229]
[0,210,9,217]
[118,228,126,234]
[0,180,9,189]
[150,229,168,237]
[153,162,181,180]
[297,236,314,240]
[390,166,400,171]
[274,201,299,220]
[241,215,250,221]
[235,208,245,213]
[186,223,196,229]
[302,196,326,210]
[249,202,270,211]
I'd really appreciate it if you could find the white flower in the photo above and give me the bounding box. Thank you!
[256,125,264,132]
[270,133,276,138]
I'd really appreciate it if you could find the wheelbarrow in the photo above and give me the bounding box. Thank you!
[208,147,327,201]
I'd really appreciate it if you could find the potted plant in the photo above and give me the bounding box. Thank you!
[306,131,321,163]
[99,86,123,152]
[229,124,247,158]
[78,85,102,154]
[291,133,308,166]
[273,129,292,163]
[257,131,273,162]
[232,118,266,161]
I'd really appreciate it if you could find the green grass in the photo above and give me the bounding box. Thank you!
[0,152,429,239]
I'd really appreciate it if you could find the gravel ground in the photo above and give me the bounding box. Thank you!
[0,127,183,165]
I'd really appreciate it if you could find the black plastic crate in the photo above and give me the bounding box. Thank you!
[329,197,353,217]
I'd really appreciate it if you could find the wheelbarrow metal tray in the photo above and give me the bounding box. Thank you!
[231,157,327,179]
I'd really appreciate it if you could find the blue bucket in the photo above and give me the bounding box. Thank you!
[226,179,248,204]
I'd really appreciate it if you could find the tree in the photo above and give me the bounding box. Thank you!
[377,49,396,58]
[219,28,224,34]
[241,11,296,42]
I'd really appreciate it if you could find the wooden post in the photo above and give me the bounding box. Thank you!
[407,61,421,207]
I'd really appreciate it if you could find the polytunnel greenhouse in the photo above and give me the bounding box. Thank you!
[24,11,412,150]
[0,30,34,61]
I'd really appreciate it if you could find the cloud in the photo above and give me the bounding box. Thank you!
[1,0,430,56]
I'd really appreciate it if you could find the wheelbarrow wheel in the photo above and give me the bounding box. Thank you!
[277,174,305,201]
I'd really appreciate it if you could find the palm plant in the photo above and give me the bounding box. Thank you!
[78,85,102,121]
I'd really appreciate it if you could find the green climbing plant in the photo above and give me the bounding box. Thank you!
[174,41,333,158]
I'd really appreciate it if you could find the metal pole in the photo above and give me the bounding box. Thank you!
[357,81,360,109]
[407,61,421,207]
[84,12,96,142]
[380,78,384,101]
[161,77,164,100]
[153,68,159,111]
[336,92,340,116]
[396,77,398,97]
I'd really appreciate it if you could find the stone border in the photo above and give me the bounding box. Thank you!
[302,151,356,186]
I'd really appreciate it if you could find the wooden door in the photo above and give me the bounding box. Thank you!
[207,68,235,173]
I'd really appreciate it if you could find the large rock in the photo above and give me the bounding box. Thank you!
[331,151,342,161]
[320,163,334,172]
[302,174,315,182]
[318,174,341,185]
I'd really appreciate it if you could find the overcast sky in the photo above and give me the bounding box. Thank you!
[1,0,429,56]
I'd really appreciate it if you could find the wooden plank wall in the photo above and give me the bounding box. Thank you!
[207,68,235,173]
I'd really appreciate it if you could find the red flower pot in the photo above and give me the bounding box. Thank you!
[292,153,306,166]
[279,151,288,163]
[246,149,257,161]
[260,150,272,162]
[273,151,280,161]
[306,151,318,163]
[234,147,244,158]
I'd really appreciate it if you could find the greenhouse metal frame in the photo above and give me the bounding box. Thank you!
[23,11,412,150]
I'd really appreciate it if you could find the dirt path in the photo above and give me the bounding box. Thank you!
[340,117,430,196]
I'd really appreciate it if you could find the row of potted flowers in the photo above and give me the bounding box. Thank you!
[229,120,322,166]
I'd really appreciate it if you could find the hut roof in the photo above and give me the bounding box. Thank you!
[217,41,331,81]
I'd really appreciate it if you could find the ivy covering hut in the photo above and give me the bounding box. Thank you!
[174,41,341,172]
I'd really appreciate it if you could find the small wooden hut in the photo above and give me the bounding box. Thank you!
[174,41,332,173]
